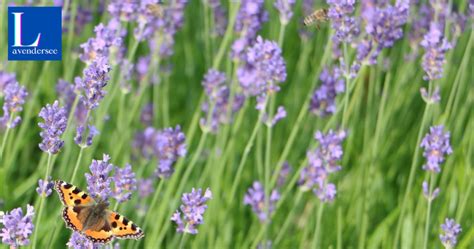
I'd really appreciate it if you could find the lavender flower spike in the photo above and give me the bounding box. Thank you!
[36,177,54,197]
[171,188,212,234]
[0,205,35,247]
[112,164,137,203]
[421,125,452,173]
[439,218,461,249]
[243,182,280,222]
[38,101,68,154]
[421,23,452,81]
[85,154,114,200]
[274,0,296,25]
[237,36,287,98]
[299,130,346,202]
[0,81,28,129]
[67,232,100,249]
[310,68,345,117]
[154,126,187,179]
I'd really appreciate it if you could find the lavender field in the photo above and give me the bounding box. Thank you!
[0,0,473,248]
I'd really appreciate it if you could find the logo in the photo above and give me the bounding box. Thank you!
[8,7,62,61]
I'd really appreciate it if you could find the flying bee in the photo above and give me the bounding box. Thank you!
[147,2,165,18]
[303,8,329,30]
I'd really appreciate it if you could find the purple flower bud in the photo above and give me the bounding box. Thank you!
[327,0,359,44]
[85,154,114,200]
[262,106,287,127]
[0,71,16,93]
[0,205,35,247]
[137,178,154,198]
[171,188,212,234]
[154,126,187,179]
[140,103,154,126]
[422,181,440,201]
[274,0,295,25]
[36,177,54,197]
[112,164,137,203]
[74,125,99,148]
[67,232,100,249]
[201,69,245,133]
[421,125,452,173]
[299,130,346,202]
[243,182,280,222]
[237,36,287,98]
[420,86,441,104]
[0,81,28,129]
[421,23,452,81]
[439,218,461,248]
[310,68,345,117]
[38,101,68,154]
[80,20,125,63]
[75,57,111,110]
[276,162,292,188]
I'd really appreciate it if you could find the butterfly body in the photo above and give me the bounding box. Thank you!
[54,180,144,244]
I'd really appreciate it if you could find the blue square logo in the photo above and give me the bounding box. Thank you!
[8,7,62,61]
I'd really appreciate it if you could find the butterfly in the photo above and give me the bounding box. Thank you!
[53,180,144,244]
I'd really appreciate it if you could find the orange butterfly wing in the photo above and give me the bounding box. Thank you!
[54,180,95,207]
[107,211,144,240]
[62,206,114,244]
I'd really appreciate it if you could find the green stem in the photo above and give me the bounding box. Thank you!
[393,103,431,248]
[179,232,187,249]
[312,203,325,249]
[0,115,14,162]
[32,153,53,249]
[69,147,84,183]
[228,110,265,201]
[422,173,435,249]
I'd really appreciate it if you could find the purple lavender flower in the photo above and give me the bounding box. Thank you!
[439,218,461,249]
[420,86,441,104]
[36,177,54,197]
[232,0,268,59]
[201,69,245,133]
[327,0,359,44]
[356,0,408,65]
[85,154,114,200]
[237,36,287,98]
[274,0,295,25]
[422,181,440,201]
[310,68,345,117]
[407,4,432,59]
[107,0,138,22]
[0,71,16,93]
[299,130,346,202]
[421,125,452,173]
[0,205,34,247]
[137,178,154,198]
[66,232,100,249]
[112,164,137,203]
[140,103,154,126]
[154,126,187,178]
[0,81,28,129]
[262,106,287,127]
[80,20,125,63]
[276,162,292,188]
[38,101,68,154]
[207,0,227,36]
[144,0,188,57]
[421,23,452,81]
[74,125,99,148]
[75,57,111,110]
[171,188,212,234]
[243,182,280,222]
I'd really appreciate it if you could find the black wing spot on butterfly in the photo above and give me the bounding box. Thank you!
[74,199,81,205]
[115,214,120,220]
[122,218,129,225]
[64,183,73,189]
[72,188,81,194]
[111,222,117,228]
[81,194,88,199]
[69,197,73,200]
[119,227,123,230]
[131,224,137,231]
